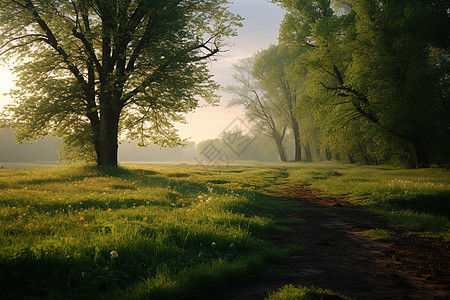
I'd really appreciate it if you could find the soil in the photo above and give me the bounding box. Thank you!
[206,185,450,299]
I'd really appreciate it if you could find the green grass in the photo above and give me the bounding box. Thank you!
[0,164,291,299]
[265,284,350,300]
[282,162,450,239]
[362,228,395,241]
[0,162,448,298]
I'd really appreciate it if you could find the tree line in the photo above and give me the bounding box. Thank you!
[0,127,280,163]
[0,0,448,168]
[227,0,449,168]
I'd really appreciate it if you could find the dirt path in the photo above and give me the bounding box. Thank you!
[209,186,450,299]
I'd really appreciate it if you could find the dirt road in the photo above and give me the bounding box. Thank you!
[210,186,449,299]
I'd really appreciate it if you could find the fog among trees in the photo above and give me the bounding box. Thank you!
[0,127,284,163]
[0,128,60,162]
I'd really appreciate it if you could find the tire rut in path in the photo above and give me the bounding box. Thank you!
[208,186,449,300]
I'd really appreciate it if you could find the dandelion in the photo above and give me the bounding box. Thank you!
[79,216,84,221]
[107,208,112,212]
[143,217,147,221]
[110,250,118,258]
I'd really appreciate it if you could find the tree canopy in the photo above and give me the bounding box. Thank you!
[268,0,450,167]
[0,0,242,166]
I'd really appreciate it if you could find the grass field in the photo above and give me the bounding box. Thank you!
[0,162,448,299]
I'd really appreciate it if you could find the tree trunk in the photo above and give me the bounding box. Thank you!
[413,139,430,168]
[325,148,332,161]
[304,142,313,162]
[273,131,287,162]
[293,120,301,161]
[97,107,120,167]
[276,139,287,162]
[359,146,371,165]
[334,152,341,161]
[316,145,321,160]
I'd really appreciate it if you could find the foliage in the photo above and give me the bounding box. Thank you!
[253,44,304,161]
[271,0,450,168]
[0,0,242,166]
[226,56,289,161]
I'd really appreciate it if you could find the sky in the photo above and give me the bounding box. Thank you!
[0,0,286,143]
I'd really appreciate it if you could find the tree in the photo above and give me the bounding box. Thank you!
[226,57,288,162]
[253,44,304,161]
[0,0,242,166]
[274,0,450,167]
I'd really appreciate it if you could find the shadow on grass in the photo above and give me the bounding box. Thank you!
[387,192,450,218]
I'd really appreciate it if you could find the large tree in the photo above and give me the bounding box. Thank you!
[0,0,241,166]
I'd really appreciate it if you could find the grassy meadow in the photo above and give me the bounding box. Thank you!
[0,162,448,299]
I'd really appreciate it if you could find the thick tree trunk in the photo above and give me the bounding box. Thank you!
[293,120,302,161]
[276,139,287,162]
[97,107,120,167]
[273,131,287,162]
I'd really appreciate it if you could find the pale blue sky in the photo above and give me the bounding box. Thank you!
[0,0,286,143]
[177,0,285,142]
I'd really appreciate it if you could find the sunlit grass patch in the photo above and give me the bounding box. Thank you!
[285,163,450,237]
[0,164,294,299]
[266,284,350,300]
[362,228,395,241]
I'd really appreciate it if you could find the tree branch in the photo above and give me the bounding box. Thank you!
[23,0,88,91]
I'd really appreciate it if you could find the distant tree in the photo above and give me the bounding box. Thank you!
[253,44,304,161]
[196,132,279,164]
[0,0,242,166]
[226,57,288,162]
